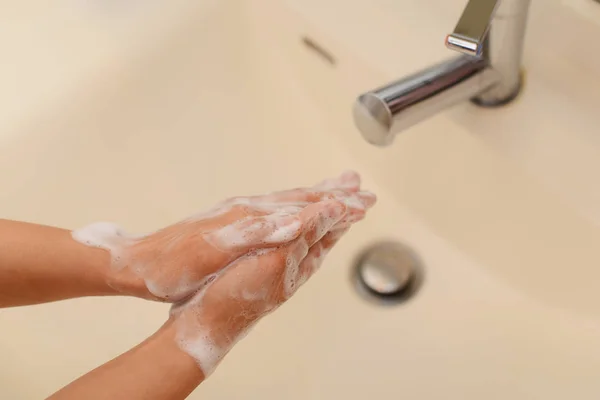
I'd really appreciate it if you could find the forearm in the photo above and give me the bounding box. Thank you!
[48,320,204,400]
[0,219,139,307]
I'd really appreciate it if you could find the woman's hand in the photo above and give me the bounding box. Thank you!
[48,171,375,399]
[169,200,358,376]
[72,171,375,302]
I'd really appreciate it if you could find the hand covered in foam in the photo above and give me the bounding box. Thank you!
[72,171,375,302]
[167,173,377,377]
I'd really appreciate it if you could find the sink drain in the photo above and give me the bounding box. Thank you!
[353,241,424,304]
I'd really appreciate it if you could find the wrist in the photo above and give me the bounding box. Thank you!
[153,318,206,380]
[102,258,153,300]
[70,222,156,300]
[76,242,149,299]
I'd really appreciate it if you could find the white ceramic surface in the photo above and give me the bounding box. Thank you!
[2,1,600,398]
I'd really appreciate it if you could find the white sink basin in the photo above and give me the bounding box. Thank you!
[275,0,600,316]
[2,1,600,399]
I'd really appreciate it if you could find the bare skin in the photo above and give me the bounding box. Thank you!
[0,172,371,307]
[48,203,352,400]
[1,171,376,400]
[0,220,131,307]
[47,321,204,400]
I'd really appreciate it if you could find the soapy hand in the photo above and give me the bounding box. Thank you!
[170,201,356,375]
[9,172,375,400]
[166,174,376,377]
[68,171,376,384]
[72,171,375,302]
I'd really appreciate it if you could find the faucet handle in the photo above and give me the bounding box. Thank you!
[445,0,500,57]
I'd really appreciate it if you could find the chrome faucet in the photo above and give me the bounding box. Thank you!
[353,0,532,146]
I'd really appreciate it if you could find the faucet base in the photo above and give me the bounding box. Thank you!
[471,70,524,108]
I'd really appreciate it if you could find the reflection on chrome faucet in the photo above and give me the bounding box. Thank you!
[353,0,532,147]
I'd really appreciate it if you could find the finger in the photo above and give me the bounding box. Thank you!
[202,211,303,252]
[334,210,365,230]
[260,188,375,212]
[295,228,349,289]
[250,170,362,206]
[355,190,377,209]
[202,190,363,253]
[330,190,376,230]
[216,171,364,214]
[281,200,347,297]
[333,190,377,210]
[297,199,347,247]
[203,201,346,305]
[200,200,345,294]
[254,189,336,207]
[313,170,361,192]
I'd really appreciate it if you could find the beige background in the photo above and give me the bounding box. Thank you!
[2,0,600,398]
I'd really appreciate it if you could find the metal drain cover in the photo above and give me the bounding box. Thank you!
[353,241,423,304]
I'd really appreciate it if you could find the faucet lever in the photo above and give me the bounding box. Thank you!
[446,0,501,57]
